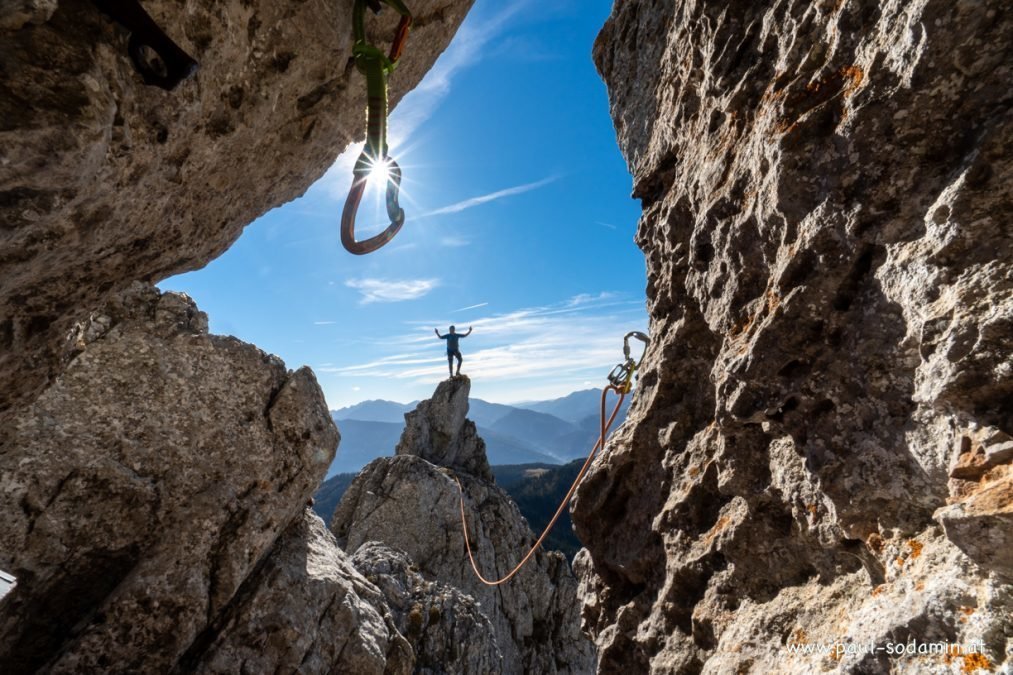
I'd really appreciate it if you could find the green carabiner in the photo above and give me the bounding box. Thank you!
[341,0,413,255]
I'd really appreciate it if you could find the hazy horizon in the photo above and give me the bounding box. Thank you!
[330,384,606,411]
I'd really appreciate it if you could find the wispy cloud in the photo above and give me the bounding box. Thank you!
[308,174,553,245]
[388,0,535,138]
[485,34,563,63]
[422,176,556,217]
[596,221,618,229]
[314,320,337,326]
[568,291,617,306]
[329,293,647,384]
[453,302,489,313]
[319,350,440,373]
[346,278,439,304]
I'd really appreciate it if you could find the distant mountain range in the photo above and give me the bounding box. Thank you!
[326,389,631,477]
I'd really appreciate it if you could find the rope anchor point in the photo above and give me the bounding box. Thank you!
[458,330,650,586]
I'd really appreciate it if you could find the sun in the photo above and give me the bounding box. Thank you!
[366,155,392,187]
[352,137,428,232]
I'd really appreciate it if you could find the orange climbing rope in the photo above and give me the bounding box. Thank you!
[455,383,628,586]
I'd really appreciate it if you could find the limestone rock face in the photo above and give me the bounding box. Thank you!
[573,1,1012,673]
[333,380,595,674]
[396,376,494,482]
[0,0,473,419]
[188,511,413,675]
[0,0,56,30]
[352,541,503,675]
[0,284,396,673]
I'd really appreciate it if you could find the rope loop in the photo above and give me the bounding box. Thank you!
[457,385,627,586]
[457,331,649,585]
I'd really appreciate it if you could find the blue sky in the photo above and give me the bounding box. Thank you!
[160,0,647,408]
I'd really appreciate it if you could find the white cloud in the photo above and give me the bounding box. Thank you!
[388,0,535,137]
[319,174,556,240]
[568,291,617,307]
[453,302,488,313]
[320,351,442,373]
[421,176,556,217]
[314,320,337,325]
[331,293,647,385]
[345,278,439,304]
[596,221,617,229]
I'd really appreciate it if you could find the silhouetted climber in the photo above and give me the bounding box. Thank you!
[435,325,472,378]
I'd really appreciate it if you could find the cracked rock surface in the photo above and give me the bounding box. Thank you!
[396,376,495,482]
[0,0,473,421]
[0,284,379,672]
[333,376,595,674]
[187,511,413,675]
[572,0,1012,673]
[352,541,503,675]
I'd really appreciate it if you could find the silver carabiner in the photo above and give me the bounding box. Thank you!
[607,331,649,392]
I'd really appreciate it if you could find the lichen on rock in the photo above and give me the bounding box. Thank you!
[352,541,503,674]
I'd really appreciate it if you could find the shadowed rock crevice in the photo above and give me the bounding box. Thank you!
[0,544,142,674]
[179,511,413,675]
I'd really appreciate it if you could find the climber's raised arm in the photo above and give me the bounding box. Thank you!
[462,326,473,337]
[435,328,443,338]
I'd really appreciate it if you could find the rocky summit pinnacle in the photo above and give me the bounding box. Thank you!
[395,375,494,482]
[332,377,595,674]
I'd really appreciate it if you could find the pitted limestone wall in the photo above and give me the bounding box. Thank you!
[572,1,1012,672]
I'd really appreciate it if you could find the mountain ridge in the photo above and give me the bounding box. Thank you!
[328,388,630,476]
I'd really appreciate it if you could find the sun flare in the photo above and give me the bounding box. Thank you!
[366,156,392,186]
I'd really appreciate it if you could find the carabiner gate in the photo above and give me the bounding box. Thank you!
[607,331,650,393]
[341,0,413,255]
[340,151,405,255]
[623,331,650,364]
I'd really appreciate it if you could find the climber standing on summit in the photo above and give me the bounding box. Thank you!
[435,325,472,378]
